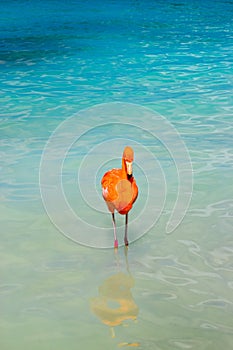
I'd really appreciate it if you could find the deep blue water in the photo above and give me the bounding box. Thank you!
[1,1,233,349]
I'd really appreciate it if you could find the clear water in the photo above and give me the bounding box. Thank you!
[1,0,233,349]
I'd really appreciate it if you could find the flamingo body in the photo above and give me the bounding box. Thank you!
[101,146,138,248]
[102,170,138,215]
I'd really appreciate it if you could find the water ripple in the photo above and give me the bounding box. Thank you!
[196,298,233,309]
[0,284,23,295]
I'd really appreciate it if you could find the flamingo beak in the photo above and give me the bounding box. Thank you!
[126,160,133,177]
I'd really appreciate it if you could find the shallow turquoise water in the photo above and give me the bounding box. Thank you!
[1,0,233,349]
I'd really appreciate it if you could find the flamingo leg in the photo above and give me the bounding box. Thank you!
[124,213,129,246]
[112,213,118,249]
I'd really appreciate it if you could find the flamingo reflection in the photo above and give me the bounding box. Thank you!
[90,249,139,342]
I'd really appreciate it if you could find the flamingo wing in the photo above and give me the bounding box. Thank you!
[131,178,138,204]
[101,169,122,202]
[117,178,138,215]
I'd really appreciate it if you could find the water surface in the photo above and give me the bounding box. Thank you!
[1,0,233,349]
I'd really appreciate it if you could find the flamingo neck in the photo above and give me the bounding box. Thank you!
[121,158,127,179]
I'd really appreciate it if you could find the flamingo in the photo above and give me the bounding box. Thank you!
[101,146,138,248]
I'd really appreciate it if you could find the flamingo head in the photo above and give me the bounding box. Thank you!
[123,146,134,178]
